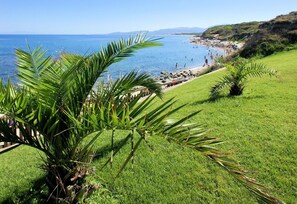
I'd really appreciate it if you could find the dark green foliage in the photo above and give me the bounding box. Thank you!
[202,12,297,58]
[210,59,277,98]
[240,32,291,58]
[202,22,260,41]
[0,34,174,203]
[229,82,244,96]
[240,12,297,58]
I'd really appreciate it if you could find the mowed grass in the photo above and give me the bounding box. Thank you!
[0,146,44,203]
[88,50,297,203]
[0,50,296,203]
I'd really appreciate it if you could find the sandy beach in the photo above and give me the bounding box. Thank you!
[190,36,244,54]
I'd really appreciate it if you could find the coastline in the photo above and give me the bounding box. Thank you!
[136,66,226,102]
[163,66,225,92]
[135,36,241,98]
[190,36,244,55]
[153,35,235,90]
[153,37,226,86]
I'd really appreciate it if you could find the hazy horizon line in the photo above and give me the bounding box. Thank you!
[0,26,207,36]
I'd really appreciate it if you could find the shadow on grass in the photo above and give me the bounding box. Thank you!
[2,176,47,204]
[190,95,227,105]
[92,135,132,165]
[190,95,265,105]
[240,95,265,100]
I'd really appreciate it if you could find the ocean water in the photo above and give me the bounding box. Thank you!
[0,34,221,82]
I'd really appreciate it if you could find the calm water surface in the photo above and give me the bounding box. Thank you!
[0,34,220,82]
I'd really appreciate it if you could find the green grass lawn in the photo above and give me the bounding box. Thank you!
[0,146,44,203]
[0,50,296,203]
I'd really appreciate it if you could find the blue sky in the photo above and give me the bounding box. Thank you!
[0,0,296,34]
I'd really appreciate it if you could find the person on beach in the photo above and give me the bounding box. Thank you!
[175,63,178,69]
[205,58,208,66]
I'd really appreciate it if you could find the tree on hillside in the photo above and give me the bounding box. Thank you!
[210,59,277,98]
[0,34,283,203]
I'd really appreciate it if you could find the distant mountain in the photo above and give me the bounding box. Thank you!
[150,27,205,35]
[106,31,145,35]
[108,27,205,35]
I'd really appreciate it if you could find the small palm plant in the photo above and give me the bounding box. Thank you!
[210,59,277,98]
[0,35,283,203]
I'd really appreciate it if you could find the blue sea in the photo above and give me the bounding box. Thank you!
[0,34,220,82]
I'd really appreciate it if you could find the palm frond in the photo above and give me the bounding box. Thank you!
[16,48,63,108]
[91,89,284,203]
[210,75,234,98]
[160,117,284,204]
[243,63,277,79]
[16,47,55,91]
[108,71,162,98]
[91,71,162,108]
[59,33,161,117]
[211,60,277,97]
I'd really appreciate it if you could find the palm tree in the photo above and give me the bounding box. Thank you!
[0,34,282,203]
[210,59,277,98]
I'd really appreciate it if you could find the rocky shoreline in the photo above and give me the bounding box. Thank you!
[153,36,241,88]
[134,36,243,98]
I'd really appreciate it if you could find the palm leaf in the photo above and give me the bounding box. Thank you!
[158,116,283,203]
[16,47,55,91]
[244,63,277,79]
[59,33,161,117]
[210,75,234,98]
[210,60,277,97]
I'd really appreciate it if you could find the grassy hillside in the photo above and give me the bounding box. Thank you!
[0,50,296,203]
[241,11,297,58]
[202,12,297,58]
[202,22,260,41]
[88,49,297,203]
